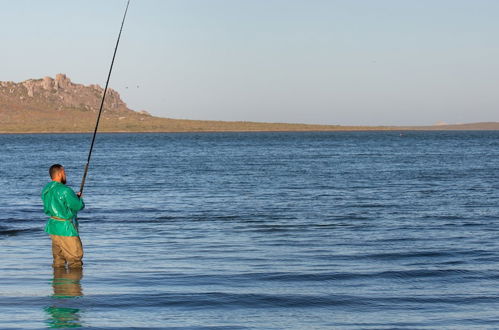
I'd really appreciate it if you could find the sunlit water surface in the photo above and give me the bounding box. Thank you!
[1,131,499,329]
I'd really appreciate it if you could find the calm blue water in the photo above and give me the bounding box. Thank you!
[1,131,499,329]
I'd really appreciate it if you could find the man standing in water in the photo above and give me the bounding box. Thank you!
[42,164,85,268]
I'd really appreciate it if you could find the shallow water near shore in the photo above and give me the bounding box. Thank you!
[1,131,499,329]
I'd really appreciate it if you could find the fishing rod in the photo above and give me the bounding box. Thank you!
[79,0,130,195]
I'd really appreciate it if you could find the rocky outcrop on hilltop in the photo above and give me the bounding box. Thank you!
[0,74,162,132]
[0,74,136,114]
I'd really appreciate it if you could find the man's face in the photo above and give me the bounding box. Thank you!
[60,168,67,184]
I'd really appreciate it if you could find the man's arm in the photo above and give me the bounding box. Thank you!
[64,188,85,212]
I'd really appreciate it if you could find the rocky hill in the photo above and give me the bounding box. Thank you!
[0,74,155,132]
[0,74,355,133]
[1,74,498,133]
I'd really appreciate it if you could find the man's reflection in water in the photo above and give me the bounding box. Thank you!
[45,267,83,328]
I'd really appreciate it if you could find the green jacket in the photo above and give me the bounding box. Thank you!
[42,181,85,237]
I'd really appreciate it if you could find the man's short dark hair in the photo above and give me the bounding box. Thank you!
[49,164,64,179]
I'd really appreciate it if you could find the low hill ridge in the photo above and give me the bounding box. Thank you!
[1,75,498,133]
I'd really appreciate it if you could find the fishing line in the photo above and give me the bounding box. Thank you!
[79,0,130,194]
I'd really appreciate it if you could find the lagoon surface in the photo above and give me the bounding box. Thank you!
[1,131,499,329]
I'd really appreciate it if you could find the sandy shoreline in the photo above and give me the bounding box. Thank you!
[1,126,498,134]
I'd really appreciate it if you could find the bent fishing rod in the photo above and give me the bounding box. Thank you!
[79,0,130,195]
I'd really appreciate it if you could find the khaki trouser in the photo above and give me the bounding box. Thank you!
[50,234,84,268]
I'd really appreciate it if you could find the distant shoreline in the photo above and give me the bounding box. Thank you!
[2,75,498,134]
[1,126,499,134]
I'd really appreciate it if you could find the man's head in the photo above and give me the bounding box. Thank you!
[49,164,66,184]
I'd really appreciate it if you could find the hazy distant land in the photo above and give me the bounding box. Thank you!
[1,74,498,133]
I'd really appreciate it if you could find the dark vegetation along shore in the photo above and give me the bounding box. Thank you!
[1,74,498,133]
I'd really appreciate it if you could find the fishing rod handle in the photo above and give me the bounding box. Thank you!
[79,163,90,194]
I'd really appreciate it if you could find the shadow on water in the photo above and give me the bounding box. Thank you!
[45,267,84,328]
[0,225,39,237]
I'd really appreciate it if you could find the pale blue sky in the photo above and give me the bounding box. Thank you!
[1,0,498,125]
